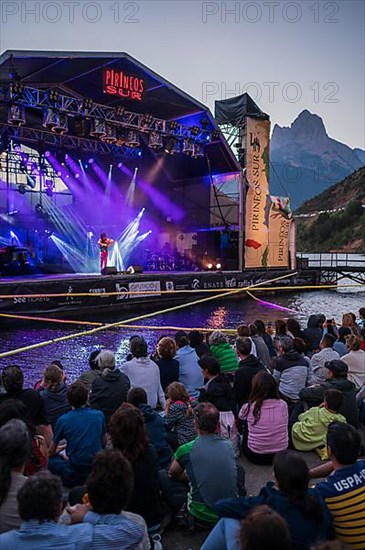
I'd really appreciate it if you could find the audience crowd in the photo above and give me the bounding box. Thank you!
[0,308,364,549]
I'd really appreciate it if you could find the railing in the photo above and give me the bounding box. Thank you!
[296,252,365,269]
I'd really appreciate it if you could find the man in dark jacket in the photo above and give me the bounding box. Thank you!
[233,338,266,409]
[90,350,130,424]
[198,354,237,414]
[299,359,359,427]
[303,315,323,355]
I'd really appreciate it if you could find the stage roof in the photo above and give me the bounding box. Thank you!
[0,50,241,180]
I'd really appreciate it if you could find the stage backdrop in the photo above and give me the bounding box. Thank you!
[244,117,271,268]
[267,196,292,268]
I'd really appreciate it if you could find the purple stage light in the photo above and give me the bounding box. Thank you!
[89,158,95,164]
[75,173,80,179]
[117,162,123,168]
[45,151,51,158]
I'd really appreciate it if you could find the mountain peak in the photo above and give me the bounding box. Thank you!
[291,110,327,136]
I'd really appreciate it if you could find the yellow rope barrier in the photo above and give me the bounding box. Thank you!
[0,272,295,359]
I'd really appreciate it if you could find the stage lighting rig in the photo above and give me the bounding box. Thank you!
[211,130,220,141]
[139,113,153,132]
[90,119,107,138]
[80,97,94,117]
[51,112,68,135]
[7,104,26,126]
[182,138,194,156]
[48,89,59,103]
[115,105,125,117]
[101,124,117,144]
[164,137,180,155]
[148,131,163,150]
[43,109,58,131]
[192,143,204,159]
[190,126,200,137]
[125,131,140,148]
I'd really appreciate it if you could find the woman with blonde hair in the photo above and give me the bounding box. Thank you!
[155,336,179,391]
[38,364,70,428]
[342,334,365,389]
[342,312,359,335]
[165,381,197,449]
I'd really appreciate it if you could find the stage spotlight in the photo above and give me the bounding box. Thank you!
[45,187,53,197]
[43,108,58,130]
[216,262,222,270]
[88,158,95,164]
[190,126,200,137]
[56,170,62,176]
[148,131,163,150]
[115,105,125,117]
[137,150,142,157]
[182,138,194,156]
[164,137,180,155]
[101,124,117,143]
[75,173,80,179]
[207,262,213,270]
[125,131,140,148]
[211,130,220,141]
[17,185,27,195]
[90,119,106,138]
[192,143,204,159]
[48,89,59,102]
[45,151,51,158]
[51,112,68,135]
[117,162,123,168]
[139,114,153,132]
[8,104,26,126]
[81,97,94,115]
[9,80,25,98]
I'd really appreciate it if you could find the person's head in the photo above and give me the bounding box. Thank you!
[239,505,291,550]
[324,389,343,412]
[359,307,365,321]
[128,335,142,351]
[51,360,64,371]
[86,449,133,515]
[254,320,266,337]
[317,314,326,328]
[198,354,220,378]
[17,471,63,522]
[174,330,189,348]
[326,422,361,466]
[338,326,351,343]
[293,337,307,355]
[237,324,250,337]
[266,321,274,335]
[325,359,348,380]
[0,419,31,506]
[279,335,294,354]
[208,330,228,346]
[89,349,101,370]
[287,318,301,335]
[157,336,176,360]
[96,349,116,370]
[43,364,63,390]
[275,319,287,336]
[320,333,335,350]
[127,387,148,407]
[194,402,219,435]
[345,334,361,351]
[166,381,190,403]
[130,338,148,358]
[235,336,252,358]
[100,232,107,240]
[67,382,88,408]
[188,330,204,348]
[1,365,24,393]
[109,403,148,462]
[249,324,258,337]
[247,371,280,424]
[0,399,35,435]
[342,312,356,328]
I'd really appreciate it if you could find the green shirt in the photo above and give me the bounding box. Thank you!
[292,406,346,451]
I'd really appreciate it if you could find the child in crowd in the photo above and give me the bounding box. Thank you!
[165,381,197,449]
[291,389,346,452]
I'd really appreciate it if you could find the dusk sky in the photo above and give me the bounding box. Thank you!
[1,0,364,149]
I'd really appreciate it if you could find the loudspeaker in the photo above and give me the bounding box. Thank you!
[101,266,118,275]
[127,265,144,274]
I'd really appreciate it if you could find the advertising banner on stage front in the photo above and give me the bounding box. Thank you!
[267,196,292,268]
[244,117,271,268]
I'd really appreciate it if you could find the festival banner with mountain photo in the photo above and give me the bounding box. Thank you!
[267,196,292,268]
[244,117,271,268]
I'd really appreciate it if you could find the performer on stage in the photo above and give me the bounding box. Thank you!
[98,233,114,273]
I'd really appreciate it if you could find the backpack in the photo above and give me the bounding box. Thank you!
[218,411,240,458]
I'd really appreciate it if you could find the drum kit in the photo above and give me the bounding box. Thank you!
[146,251,197,272]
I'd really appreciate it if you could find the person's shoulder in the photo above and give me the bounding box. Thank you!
[175,438,196,460]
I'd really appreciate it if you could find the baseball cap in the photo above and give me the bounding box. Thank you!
[325,359,348,377]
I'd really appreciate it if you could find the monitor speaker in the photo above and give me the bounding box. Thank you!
[127,265,143,274]
[101,266,118,275]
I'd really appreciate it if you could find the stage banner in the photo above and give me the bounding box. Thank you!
[268,196,292,268]
[244,117,271,268]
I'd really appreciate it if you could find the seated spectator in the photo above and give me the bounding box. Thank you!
[165,381,197,449]
[188,330,210,358]
[90,349,130,424]
[342,312,359,335]
[233,337,266,409]
[201,503,291,550]
[67,450,147,549]
[293,337,310,365]
[121,338,165,409]
[33,360,65,391]
[237,325,257,356]
[287,318,308,344]
[239,371,288,465]
[273,319,291,353]
[360,327,365,351]
[357,384,365,428]
[38,363,71,428]
[127,387,172,469]
[174,331,204,399]
[358,307,365,330]
[298,359,359,428]
[48,382,106,488]
[291,389,346,452]
[167,403,243,526]
[0,419,30,533]
[303,315,323,355]
[77,349,102,392]
[109,403,165,530]
[249,324,271,368]
[198,354,236,414]
[342,334,365,389]
[0,471,93,549]
[254,319,277,358]
[0,400,47,476]
[155,336,179,391]
[333,326,351,357]
[309,334,339,385]
[210,450,332,550]
[273,335,309,405]
[208,331,239,373]
[311,422,365,548]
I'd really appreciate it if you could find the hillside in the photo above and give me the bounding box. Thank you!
[295,167,365,253]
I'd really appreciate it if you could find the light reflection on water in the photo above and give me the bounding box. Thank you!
[0,286,363,387]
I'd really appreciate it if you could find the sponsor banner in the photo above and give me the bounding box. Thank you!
[129,280,161,299]
[268,196,292,268]
[244,116,271,268]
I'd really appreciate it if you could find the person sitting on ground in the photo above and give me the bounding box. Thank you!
[291,389,346,453]
[293,337,310,365]
[121,338,166,409]
[127,387,172,469]
[273,335,310,407]
[165,381,197,449]
[303,315,323,356]
[77,349,102,392]
[208,331,239,373]
[174,331,204,399]
[0,400,47,476]
[198,354,236,414]
[333,326,352,357]
[0,471,93,549]
[273,319,292,353]
[34,360,66,391]
[188,330,210,358]
[309,334,340,385]
[298,359,359,428]
[0,419,30,534]
[341,334,365,389]
[166,402,243,527]
[239,371,288,465]
[254,319,277,359]
[249,324,271,368]
[237,325,257,356]
[358,307,365,330]
[67,449,148,549]
[287,318,308,346]
[233,337,266,409]
[154,336,179,392]
[109,403,165,531]
[310,422,365,548]
[38,363,71,428]
[90,349,130,424]
[207,450,332,550]
[360,327,365,351]
[342,312,359,335]
[48,382,106,488]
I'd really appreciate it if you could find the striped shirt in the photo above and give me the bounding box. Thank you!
[316,460,365,549]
